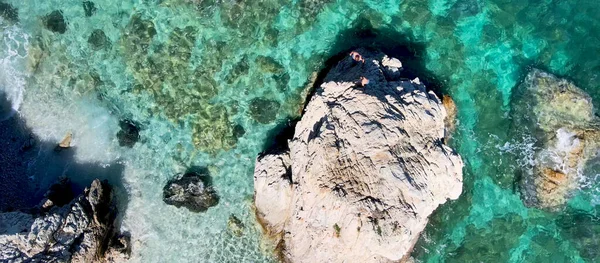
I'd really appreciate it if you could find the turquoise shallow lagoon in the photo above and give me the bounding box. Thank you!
[1,0,599,262]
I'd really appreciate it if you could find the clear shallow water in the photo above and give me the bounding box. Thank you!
[1,0,599,262]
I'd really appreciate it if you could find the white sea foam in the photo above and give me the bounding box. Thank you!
[0,22,29,120]
[19,90,121,164]
[496,135,537,168]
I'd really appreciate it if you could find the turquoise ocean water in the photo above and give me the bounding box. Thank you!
[1,0,599,262]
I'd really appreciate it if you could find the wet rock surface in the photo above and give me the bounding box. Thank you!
[227,214,245,237]
[163,169,219,212]
[253,49,464,263]
[117,119,140,148]
[0,179,130,262]
[513,69,600,210]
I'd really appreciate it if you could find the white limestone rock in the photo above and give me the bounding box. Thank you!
[254,49,463,263]
[254,150,293,237]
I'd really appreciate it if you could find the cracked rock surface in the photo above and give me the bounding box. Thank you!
[253,49,464,263]
[0,179,130,263]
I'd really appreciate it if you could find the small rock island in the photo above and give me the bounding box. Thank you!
[253,49,464,262]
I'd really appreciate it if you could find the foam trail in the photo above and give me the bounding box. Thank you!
[0,22,29,120]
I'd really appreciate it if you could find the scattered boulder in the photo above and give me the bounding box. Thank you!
[117,119,140,148]
[43,10,67,34]
[0,179,130,262]
[88,29,111,50]
[82,1,97,17]
[253,49,464,262]
[249,97,280,124]
[227,214,245,236]
[163,169,219,212]
[513,69,600,210]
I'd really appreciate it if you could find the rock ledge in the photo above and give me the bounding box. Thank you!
[0,179,130,263]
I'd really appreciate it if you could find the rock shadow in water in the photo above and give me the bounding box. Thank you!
[0,91,129,228]
[315,17,445,98]
[260,18,447,154]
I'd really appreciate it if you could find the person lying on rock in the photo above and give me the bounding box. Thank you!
[358,76,369,87]
[350,51,365,63]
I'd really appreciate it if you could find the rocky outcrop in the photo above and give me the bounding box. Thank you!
[515,69,600,210]
[116,119,140,148]
[0,179,130,262]
[254,49,464,263]
[163,169,219,212]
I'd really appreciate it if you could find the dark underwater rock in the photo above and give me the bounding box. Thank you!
[117,119,140,148]
[225,56,249,84]
[256,56,284,74]
[249,97,280,124]
[274,72,290,91]
[556,209,600,261]
[88,29,111,50]
[233,124,245,139]
[82,1,96,17]
[163,169,219,212]
[227,214,245,236]
[0,2,18,23]
[43,10,67,34]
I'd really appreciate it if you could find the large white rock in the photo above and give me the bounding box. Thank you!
[254,49,463,263]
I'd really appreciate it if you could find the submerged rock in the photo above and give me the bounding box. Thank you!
[0,2,18,23]
[82,1,96,17]
[253,49,463,262]
[513,69,600,210]
[0,179,130,262]
[227,214,245,236]
[249,97,280,124]
[163,169,219,212]
[88,29,111,50]
[256,56,284,74]
[58,131,73,148]
[43,10,67,34]
[117,119,140,148]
